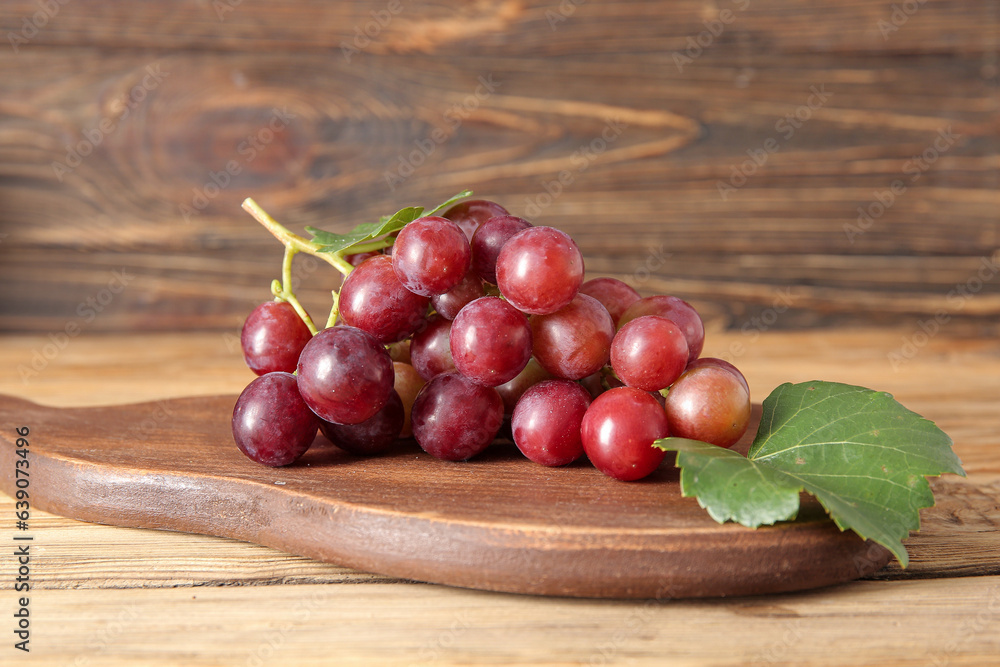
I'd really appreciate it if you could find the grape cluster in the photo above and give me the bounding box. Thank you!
[233,198,751,481]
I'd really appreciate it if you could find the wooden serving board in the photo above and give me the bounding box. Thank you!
[0,393,891,598]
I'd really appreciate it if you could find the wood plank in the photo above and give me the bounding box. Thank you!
[1,48,997,332]
[0,330,995,593]
[12,577,1000,665]
[1,474,994,592]
[0,0,996,54]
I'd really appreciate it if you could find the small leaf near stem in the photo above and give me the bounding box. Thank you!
[242,198,355,277]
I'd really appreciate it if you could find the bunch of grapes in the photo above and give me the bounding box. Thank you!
[232,195,751,481]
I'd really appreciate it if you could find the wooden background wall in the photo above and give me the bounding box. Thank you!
[0,1,997,336]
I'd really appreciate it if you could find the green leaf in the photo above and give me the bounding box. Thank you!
[304,190,473,255]
[654,381,965,566]
[424,189,473,217]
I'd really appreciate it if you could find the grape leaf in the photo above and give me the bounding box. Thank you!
[654,381,965,566]
[304,190,472,255]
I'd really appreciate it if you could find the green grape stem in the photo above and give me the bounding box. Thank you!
[242,197,382,334]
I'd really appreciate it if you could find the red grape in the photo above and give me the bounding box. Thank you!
[495,226,584,315]
[320,389,404,455]
[431,268,486,320]
[470,214,532,284]
[579,277,641,326]
[393,361,425,437]
[296,326,394,425]
[232,372,319,467]
[686,357,750,396]
[410,315,457,380]
[618,295,705,363]
[443,199,510,241]
[511,379,591,466]
[392,216,472,296]
[450,296,532,387]
[664,366,751,448]
[345,250,381,267]
[240,301,313,375]
[411,372,504,460]
[495,357,553,415]
[610,315,689,391]
[339,255,429,344]
[581,387,669,481]
[530,294,614,380]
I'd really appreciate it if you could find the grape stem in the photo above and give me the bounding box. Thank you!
[271,246,319,335]
[242,198,356,277]
[243,197,379,334]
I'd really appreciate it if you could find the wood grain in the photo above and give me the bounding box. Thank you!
[0,394,897,598]
[1,1,997,333]
[0,330,997,665]
[11,578,1000,666]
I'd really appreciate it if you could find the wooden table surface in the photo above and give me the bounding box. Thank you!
[1,329,997,665]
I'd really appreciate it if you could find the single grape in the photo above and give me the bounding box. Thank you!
[240,301,313,375]
[339,255,429,344]
[345,250,381,267]
[450,296,532,387]
[443,199,510,241]
[618,295,705,363]
[579,277,641,326]
[530,294,614,380]
[411,372,504,461]
[232,372,319,467]
[511,379,591,467]
[495,357,553,415]
[664,366,751,448]
[431,268,486,320]
[610,315,689,391]
[410,315,457,380]
[495,226,584,315]
[392,216,472,296]
[320,389,404,456]
[581,387,669,481]
[296,326,394,425]
[470,214,532,284]
[386,338,412,364]
[686,357,750,396]
[393,361,425,437]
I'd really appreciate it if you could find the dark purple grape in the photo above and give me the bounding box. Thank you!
[443,199,510,241]
[431,268,486,320]
[339,255,429,344]
[664,366,751,448]
[470,214,532,284]
[320,389,404,455]
[411,372,504,461]
[495,357,553,415]
[392,216,472,296]
[241,301,313,375]
[581,387,669,481]
[393,361,426,437]
[511,379,591,467]
[618,295,705,363]
[232,372,319,467]
[610,315,689,391]
[450,296,532,387]
[579,277,641,326]
[495,226,584,315]
[410,315,457,380]
[296,326,394,425]
[530,294,614,380]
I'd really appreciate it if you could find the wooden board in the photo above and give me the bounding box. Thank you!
[0,393,892,598]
